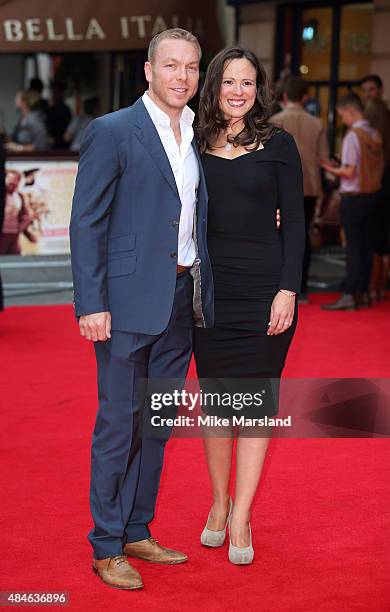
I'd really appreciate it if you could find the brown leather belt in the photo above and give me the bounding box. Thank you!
[177,265,191,274]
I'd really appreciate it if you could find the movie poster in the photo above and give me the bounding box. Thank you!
[2,160,77,255]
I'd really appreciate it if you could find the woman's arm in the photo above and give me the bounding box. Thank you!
[5,142,35,152]
[276,131,305,293]
[268,132,305,335]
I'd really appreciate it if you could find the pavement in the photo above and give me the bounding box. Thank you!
[0,247,347,308]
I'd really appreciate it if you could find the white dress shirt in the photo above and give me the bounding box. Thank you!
[142,92,198,266]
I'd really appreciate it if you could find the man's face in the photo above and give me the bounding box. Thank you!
[5,171,20,194]
[361,80,381,103]
[337,106,360,128]
[144,38,200,114]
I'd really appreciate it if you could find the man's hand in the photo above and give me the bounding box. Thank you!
[318,157,338,167]
[79,311,111,342]
[318,157,340,174]
[319,159,337,174]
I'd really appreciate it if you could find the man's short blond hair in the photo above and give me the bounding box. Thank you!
[148,28,201,63]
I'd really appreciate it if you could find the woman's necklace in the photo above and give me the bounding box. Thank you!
[224,134,239,152]
[213,124,243,152]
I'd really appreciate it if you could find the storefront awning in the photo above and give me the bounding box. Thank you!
[0,0,221,53]
[227,0,325,4]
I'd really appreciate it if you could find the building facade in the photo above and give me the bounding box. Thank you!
[0,0,221,133]
[225,0,390,151]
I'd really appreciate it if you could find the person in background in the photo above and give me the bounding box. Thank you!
[28,77,50,121]
[47,81,71,149]
[320,93,384,310]
[361,74,390,301]
[304,96,321,117]
[271,76,328,303]
[270,77,286,115]
[64,97,100,152]
[0,169,31,255]
[5,91,48,153]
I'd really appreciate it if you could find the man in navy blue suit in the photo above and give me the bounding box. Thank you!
[70,28,213,590]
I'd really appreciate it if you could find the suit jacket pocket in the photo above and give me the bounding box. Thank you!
[107,255,136,278]
[108,233,136,253]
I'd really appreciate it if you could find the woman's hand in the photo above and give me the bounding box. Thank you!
[267,291,296,335]
[5,142,35,153]
[5,142,22,152]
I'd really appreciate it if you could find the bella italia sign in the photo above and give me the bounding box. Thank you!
[0,0,217,52]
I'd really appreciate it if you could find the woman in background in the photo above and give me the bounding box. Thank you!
[6,90,48,153]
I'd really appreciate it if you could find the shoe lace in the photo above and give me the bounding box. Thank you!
[112,555,127,567]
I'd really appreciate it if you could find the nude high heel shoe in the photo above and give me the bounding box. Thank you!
[200,497,233,547]
[228,520,254,565]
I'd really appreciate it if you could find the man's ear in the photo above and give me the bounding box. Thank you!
[144,61,152,84]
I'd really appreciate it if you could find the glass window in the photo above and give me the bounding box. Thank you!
[300,7,332,81]
[339,3,373,81]
[307,84,329,126]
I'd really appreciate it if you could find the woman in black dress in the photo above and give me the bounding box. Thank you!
[194,48,305,564]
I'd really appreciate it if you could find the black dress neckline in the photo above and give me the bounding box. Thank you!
[203,148,265,162]
[202,129,287,162]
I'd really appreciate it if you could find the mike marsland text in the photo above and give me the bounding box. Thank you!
[150,415,292,428]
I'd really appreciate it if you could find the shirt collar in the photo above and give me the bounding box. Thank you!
[352,119,369,128]
[142,91,194,129]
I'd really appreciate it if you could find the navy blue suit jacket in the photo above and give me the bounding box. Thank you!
[70,98,214,334]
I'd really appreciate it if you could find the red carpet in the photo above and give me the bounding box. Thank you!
[1,294,390,611]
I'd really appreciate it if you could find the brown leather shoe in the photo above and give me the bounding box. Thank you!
[123,537,188,564]
[92,555,143,590]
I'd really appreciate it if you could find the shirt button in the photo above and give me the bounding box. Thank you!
[170,252,177,259]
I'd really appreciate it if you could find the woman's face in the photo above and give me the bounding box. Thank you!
[219,58,257,121]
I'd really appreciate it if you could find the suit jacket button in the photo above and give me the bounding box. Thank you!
[170,252,177,258]
[172,220,179,227]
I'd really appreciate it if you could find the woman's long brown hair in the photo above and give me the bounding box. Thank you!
[197,47,279,153]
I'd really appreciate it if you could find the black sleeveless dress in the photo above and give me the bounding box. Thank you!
[193,130,305,416]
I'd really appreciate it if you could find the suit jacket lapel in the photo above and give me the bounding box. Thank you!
[133,99,180,201]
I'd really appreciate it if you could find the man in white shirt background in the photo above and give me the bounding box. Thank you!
[320,93,384,310]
